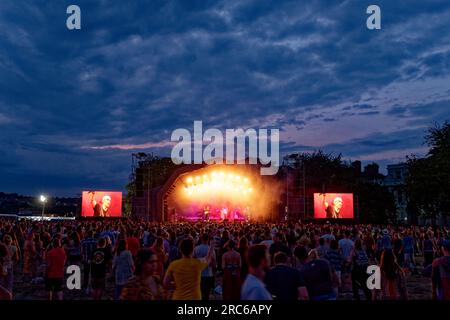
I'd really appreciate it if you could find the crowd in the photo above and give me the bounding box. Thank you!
[0,217,449,301]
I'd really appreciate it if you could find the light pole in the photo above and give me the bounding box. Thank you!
[40,195,47,219]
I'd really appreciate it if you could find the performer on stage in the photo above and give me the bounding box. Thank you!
[204,205,210,221]
[221,207,228,220]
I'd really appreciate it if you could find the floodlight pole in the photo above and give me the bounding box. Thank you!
[41,201,46,219]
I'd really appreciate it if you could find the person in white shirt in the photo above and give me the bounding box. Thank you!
[241,244,272,300]
[260,231,274,250]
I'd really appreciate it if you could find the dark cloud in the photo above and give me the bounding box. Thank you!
[0,0,449,195]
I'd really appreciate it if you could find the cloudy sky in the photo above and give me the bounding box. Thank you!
[1,0,449,196]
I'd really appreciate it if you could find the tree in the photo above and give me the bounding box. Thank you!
[406,121,450,224]
[356,182,397,224]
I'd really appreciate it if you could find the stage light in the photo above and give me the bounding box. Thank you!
[186,177,193,183]
[248,188,253,193]
[236,175,241,181]
[195,176,201,181]
[244,178,249,184]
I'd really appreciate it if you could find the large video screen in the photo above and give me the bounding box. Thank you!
[313,193,354,219]
[81,191,122,217]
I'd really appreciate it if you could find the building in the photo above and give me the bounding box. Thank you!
[383,163,409,222]
[362,162,385,185]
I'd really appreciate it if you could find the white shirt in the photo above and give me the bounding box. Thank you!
[260,240,274,250]
[241,274,273,300]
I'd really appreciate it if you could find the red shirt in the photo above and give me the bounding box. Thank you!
[127,237,140,257]
[46,247,67,278]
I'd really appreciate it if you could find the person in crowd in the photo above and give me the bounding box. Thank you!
[23,233,37,281]
[238,236,249,281]
[431,240,450,300]
[66,231,82,266]
[160,231,171,265]
[339,230,354,262]
[167,231,181,264]
[34,233,44,277]
[402,230,416,274]
[423,233,435,267]
[393,233,404,267]
[90,237,112,300]
[380,229,393,252]
[363,231,375,261]
[164,238,214,300]
[296,245,336,300]
[259,231,274,250]
[45,238,67,300]
[325,239,343,296]
[241,244,272,300]
[265,252,308,300]
[120,249,164,300]
[320,227,335,243]
[127,231,141,259]
[112,239,134,300]
[217,230,229,273]
[269,232,291,265]
[317,237,328,259]
[193,233,216,301]
[293,245,308,271]
[222,240,242,300]
[351,239,372,300]
[435,231,445,258]
[377,249,408,300]
[81,230,97,291]
[0,243,12,300]
[338,230,354,280]
[308,248,320,261]
[151,237,167,279]
[415,229,423,257]
[1,235,18,296]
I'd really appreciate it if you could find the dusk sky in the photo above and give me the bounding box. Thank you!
[1,0,450,196]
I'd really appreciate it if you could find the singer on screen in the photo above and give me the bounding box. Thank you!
[89,192,111,217]
[323,194,343,219]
